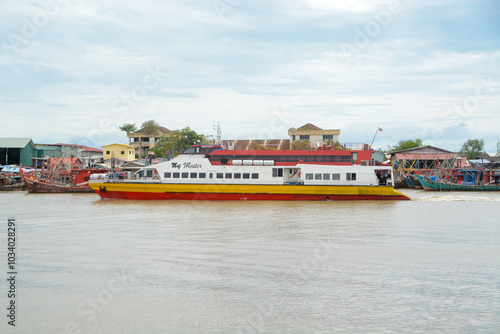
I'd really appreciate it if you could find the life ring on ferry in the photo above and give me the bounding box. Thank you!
[298,172,301,177]
[298,160,303,163]
[153,175,159,180]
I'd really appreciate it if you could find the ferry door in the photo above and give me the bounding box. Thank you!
[286,168,300,183]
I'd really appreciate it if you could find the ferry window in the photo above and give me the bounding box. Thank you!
[164,172,171,178]
[251,173,259,179]
[323,173,330,180]
[272,168,283,177]
[234,173,241,179]
[225,173,232,179]
[346,173,356,181]
[182,172,189,178]
[216,173,224,179]
[199,173,206,179]
[243,173,250,179]
[315,173,322,180]
[146,170,153,177]
[306,173,313,180]
[209,173,213,179]
[173,172,180,178]
[190,172,197,178]
[332,173,340,180]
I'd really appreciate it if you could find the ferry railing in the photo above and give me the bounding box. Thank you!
[101,173,162,183]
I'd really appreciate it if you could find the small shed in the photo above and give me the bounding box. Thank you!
[0,138,37,166]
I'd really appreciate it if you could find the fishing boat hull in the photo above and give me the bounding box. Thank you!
[89,182,410,201]
[23,176,93,193]
[20,168,111,193]
[416,174,500,191]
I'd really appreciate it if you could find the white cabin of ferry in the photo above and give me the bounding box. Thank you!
[117,145,394,187]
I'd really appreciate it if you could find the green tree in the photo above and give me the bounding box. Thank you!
[291,140,311,150]
[119,123,137,134]
[153,127,205,157]
[141,120,161,135]
[392,138,423,151]
[460,139,485,160]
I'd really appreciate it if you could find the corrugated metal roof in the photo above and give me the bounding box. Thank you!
[0,138,35,148]
[395,153,464,160]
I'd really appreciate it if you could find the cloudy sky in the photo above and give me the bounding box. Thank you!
[1,0,499,152]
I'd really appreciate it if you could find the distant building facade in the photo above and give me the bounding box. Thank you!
[288,123,341,149]
[102,143,136,162]
[391,145,466,171]
[127,127,172,155]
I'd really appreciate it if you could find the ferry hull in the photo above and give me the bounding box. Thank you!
[89,183,410,201]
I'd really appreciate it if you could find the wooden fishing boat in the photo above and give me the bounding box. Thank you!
[20,168,111,193]
[416,174,500,191]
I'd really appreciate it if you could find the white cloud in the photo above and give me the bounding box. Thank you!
[0,0,498,153]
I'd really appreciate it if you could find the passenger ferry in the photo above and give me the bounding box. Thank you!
[89,145,410,201]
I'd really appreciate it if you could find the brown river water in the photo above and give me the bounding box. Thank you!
[1,189,499,333]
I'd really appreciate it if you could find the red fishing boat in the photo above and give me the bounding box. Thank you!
[20,155,112,193]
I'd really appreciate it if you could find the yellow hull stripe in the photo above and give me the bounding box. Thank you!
[89,182,407,197]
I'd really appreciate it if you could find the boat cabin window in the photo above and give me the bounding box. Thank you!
[199,173,206,179]
[182,146,217,155]
[332,173,340,180]
[251,173,259,179]
[216,173,223,179]
[305,173,313,180]
[164,172,171,178]
[243,173,250,179]
[272,168,284,177]
[146,170,153,178]
[209,173,213,179]
[190,172,197,178]
[173,172,180,178]
[315,173,322,180]
[323,173,330,180]
[234,173,241,179]
[346,173,356,181]
[181,172,188,178]
[225,173,232,179]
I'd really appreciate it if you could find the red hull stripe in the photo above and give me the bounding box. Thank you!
[95,190,409,201]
